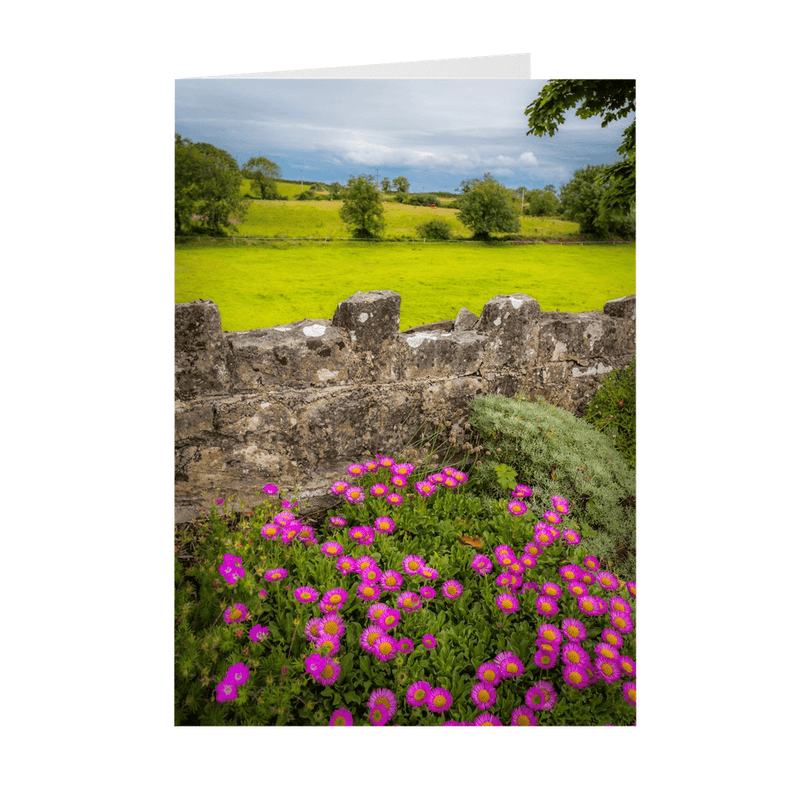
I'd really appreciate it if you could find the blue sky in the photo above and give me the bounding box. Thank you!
[175,79,632,194]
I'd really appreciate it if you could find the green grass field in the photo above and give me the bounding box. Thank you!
[228,199,581,241]
[175,240,635,332]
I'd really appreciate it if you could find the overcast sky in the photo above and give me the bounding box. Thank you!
[175,79,632,194]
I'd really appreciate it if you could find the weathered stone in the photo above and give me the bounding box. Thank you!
[175,290,635,524]
[604,294,636,319]
[175,300,237,400]
[454,307,478,332]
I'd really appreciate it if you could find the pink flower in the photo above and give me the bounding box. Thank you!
[422,634,437,649]
[507,499,527,516]
[262,483,279,495]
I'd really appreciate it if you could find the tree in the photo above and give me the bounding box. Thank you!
[525,188,560,217]
[242,156,282,199]
[392,176,410,196]
[175,134,250,236]
[525,80,635,216]
[455,173,521,240]
[339,174,386,238]
[380,177,391,192]
[328,182,344,200]
[559,164,634,239]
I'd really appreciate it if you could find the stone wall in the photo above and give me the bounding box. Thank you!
[175,290,635,524]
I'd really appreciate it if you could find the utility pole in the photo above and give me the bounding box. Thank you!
[300,168,304,192]
[520,188,525,215]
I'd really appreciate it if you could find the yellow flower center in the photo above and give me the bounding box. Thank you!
[567,651,580,663]
[414,690,426,701]
[433,695,446,708]
[229,608,242,621]
[484,669,496,681]
[364,587,374,597]
[541,602,552,612]
[330,594,341,604]
[379,642,392,654]
[569,670,583,684]
[324,621,339,635]
[478,689,490,703]
[601,662,614,675]
[614,617,625,629]
[567,625,579,637]
[517,714,530,726]
[623,662,632,673]
[334,716,345,725]
[629,689,637,702]
[507,663,518,674]
[367,631,381,645]
[321,665,333,679]
[502,599,513,609]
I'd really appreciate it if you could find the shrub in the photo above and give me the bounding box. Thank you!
[584,359,636,470]
[456,173,521,240]
[175,461,636,726]
[467,395,635,581]
[415,219,452,240]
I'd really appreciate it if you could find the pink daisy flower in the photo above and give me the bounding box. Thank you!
[376,454,395,469]
[559,564,582,582]
[595,655,623,684]
[370,482,389,498]
[576,595,603,616]
[620,655,636,679]
[429,473,445,484]
[496,593,519,614]
[344,486,365,504]
[398,637,414,654]
[562,528,581,545]
[526,681,557,711]
[414,480,437,497]
[563,663,592,689]
[442,580,464,599]
[377,607,402,631]
[215,680,238,702]
[347,463,366,477]
[368,688,398,717]
[567,579,588,598]
[471,554,493,575]
[369,706,388,726]
[329,708,353,726]
[360,564,383,583]
[609,595,632,614]
[537,623,563,645]
[223,603,248,625]
[329,480,349,496]
[496,572,513,588]
[442,475,458,488]
[320,588,348,610]
[397,591,422,611]
[371,631,397,662]
[305,617,323,641]
[510,706,537,726]
[534,526,555,547]
[335,555,356,574]
[551,495,569,514]
[596,571,621,592]
[319,613,345,638]
[225,662,250,686]
[360,625,385,652]
[419,565,438,581]
[390,475,407,489]
[294,586,319,604]
[386,492,404,506]
[320,541,343,557]
[380,570,404,592]
[264,567,288,582]
[583,555,600,571]
[420,585,436,599]
[561,641,591,667]
[541,582,562,599]
[507,499,527,516]
[402,554,424,574]
[427,688,453,713]
[533,649,557,669]
[374,516,395,534]
[476,662,502,686]
[318,659,341,686]
[601,627,625,649]
[249,623,270,642]
[357,582,382,603]
[609,611,634,633]
[471,682,497,710]
[422,634,437,649]
[622,681,637,706]
[543,509,561,526]
[391,462,415,477]
[512,484,532,498]
[260,522,280,540]
[349,525,373,544]
[561,617,587,641]
[524,541,543,558]
[453,470,468,483]
[473,713,502,726]
[496,652,525,679]
[315,634,341,656]
[536,596,559,617]
[626,581,637,599]
[407,680,431,707]
[364,459,379,472]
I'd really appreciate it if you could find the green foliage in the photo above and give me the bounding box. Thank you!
[241,156,282,200]
[175,460,636,726]
[456,173,521,240]
[392,176,410,195]
[559,165,635,240]
[525,79,636,217]
[415,218,452,240]
[175,134,250,236]
[468,395,636,581]
[525,188,561,217]
[339,174,386,239]
[584,359,636,470]
[404,193,441,207]
[327,182,344,200]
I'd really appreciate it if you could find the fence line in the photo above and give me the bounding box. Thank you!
[175,236,633,246]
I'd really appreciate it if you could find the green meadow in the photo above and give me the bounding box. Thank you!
[175,240,635,332]
[229,198,582,241]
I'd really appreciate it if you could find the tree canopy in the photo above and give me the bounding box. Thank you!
[242,156,282,199]
[174,134,250,235]
[339,174,385,238]
[525,80,635,215]
[455,173,521,240]
[559,164,635,239]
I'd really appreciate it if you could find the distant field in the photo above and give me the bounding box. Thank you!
[228,199,581,241]
[175,240,635,332]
